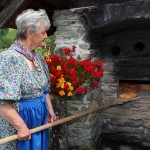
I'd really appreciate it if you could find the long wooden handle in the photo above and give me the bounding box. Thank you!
[0,98,134,145]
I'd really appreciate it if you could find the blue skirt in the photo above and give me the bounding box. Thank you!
[18,91,49,150]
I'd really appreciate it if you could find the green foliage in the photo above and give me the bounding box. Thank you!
[0,28,18,49]
[45,35,55,54]
[35,35,56,56]
[0,29,9,40]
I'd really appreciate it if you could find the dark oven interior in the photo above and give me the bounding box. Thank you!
[100,29,150,98]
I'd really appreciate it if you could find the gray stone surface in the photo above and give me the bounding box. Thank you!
[53,1,150,148]
[53,8,103,148]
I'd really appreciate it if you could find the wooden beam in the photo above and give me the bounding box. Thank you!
[0,0,33,28]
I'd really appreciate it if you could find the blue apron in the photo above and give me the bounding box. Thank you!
[18,89,49,150]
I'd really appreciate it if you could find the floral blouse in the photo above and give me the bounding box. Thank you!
[0,48,50,149]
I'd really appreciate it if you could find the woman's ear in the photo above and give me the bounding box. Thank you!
[26,29,33,39]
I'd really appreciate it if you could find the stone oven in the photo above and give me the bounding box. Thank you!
[98,20,150,148]
[84,0,150,148]
[53,0,150,148]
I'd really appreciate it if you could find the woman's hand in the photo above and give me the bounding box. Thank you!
[46,112,57,123]
[0,103,31,141]
[17,123,31,141]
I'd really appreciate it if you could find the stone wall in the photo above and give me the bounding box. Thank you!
[102,97,150,147]
[53,7,102,148]
[53,8,91,59]
[53,0,150,148]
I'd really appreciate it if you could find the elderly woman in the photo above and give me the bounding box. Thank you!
[0,9,56,150]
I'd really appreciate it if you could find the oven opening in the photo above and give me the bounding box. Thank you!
[118,79,150,100]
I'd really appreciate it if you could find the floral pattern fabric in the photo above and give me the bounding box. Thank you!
[0,48,50,150]
[10,40,41,71]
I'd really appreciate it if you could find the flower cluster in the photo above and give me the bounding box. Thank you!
[44,46,104,97]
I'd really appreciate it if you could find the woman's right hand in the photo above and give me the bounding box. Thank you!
[0,103,31,141]
[17,123,31,141]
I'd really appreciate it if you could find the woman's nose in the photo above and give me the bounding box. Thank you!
[44,32,48,38]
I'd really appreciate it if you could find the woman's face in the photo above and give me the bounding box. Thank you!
[31,26,48,48]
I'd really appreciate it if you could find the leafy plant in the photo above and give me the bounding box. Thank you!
[0,29,8,40]
[0,28,18,49]
[35,35,56,56]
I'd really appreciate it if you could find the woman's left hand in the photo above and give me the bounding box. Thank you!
[46,112,57,123]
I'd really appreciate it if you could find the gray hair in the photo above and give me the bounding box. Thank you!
[15,9,50,39]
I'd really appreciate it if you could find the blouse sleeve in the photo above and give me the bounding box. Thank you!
[0,52,22,104]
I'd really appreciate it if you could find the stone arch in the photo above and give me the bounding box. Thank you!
[85,0,150,36]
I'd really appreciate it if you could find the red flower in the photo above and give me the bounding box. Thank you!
[91,81,99,88]
[94,68,104,78]
[72,45,76,52]
[55,71,63,78]
[76,86,87,94]
[81,72,84,76]
[93,60,103,67]
[72,78,79,86]
[46,46,50,50]
[51,55,61,63]
[68,55,78,67]
[62,64,69,73]
[64,83,69,89]
[80,78,85,83]
[69,69,76,76]
[50,76,57,84]
[94,72,102,78]
[63,48,70,55]
[80,59,93,72]
[49,65,57,74]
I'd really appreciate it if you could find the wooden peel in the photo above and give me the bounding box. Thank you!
[0,97,138,145]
